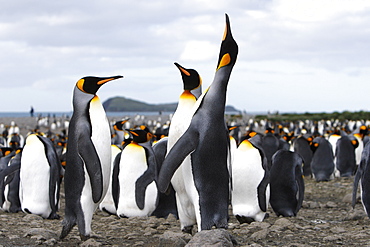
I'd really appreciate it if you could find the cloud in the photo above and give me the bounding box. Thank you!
[1,0,369,113]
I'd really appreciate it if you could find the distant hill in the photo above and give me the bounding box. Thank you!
[102,96,239,113]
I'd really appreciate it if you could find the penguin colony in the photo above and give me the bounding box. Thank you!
[0,14,369,242]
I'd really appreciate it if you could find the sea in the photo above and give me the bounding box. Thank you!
[0,110,248,118]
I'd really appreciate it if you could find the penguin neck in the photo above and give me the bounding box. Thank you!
[202,66,231,115]
[72,87,95,117]
[190,86,202,99]
[179,90,196,103]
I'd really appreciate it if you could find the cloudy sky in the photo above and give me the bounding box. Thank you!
[2,0,370,114]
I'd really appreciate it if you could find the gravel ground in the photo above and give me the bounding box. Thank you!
[2,116,370,246]
[0,176,368,246]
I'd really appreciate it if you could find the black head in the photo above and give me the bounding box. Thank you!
[126,129,153,143]
[113,118,130,131]
[216,14,238,71]
[76,75,123,94]
[174,62,202,91]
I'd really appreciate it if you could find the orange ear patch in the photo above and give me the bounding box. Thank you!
[217,53,231,70]
[77,79,85,92]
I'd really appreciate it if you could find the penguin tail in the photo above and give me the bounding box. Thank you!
[60,219,76,240]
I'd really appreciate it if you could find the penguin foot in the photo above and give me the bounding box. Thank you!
[80,231,102,241]
[235,215,255,224]
[182,225,193,234]
[48,212,60,220]
[264,213,270,220]
[9,206,21,213]
[80,233,90,242]
[59,221,76,240]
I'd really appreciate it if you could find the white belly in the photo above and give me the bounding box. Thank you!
[116,144,157,217]
[20,135,53,218]
[89,96,112,199]
[232,141,269,221]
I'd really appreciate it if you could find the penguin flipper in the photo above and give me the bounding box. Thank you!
[135,170,155,210]
[295,165,305,213]
[352,163,363,209]
[157,127,199,193]
[112,151,121,209]
[37,136,62,218]
[78,134,103,203]
[135,145,158,210]
[152,138,168,170]
[257,169,269,212]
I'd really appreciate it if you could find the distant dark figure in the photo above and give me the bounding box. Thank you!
[30,106,34,117]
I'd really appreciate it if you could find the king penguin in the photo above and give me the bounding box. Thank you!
[0,149,22,213]
[60,75,122,241]
[310,136,335,182]
[114,128,158,218]
[20,134,62,219]
[270,150,304,217]
[292,134,313,177]
[353,141,370,217]
[334,135,358,177]
[231,139,270,223]
[165,62,202,232]
[157,14,238,231]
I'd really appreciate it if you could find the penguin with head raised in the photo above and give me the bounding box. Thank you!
[60,75,122,241]
[231,138,270,223]
[19,134,62,219]
[157,14,238,231]
[269,150,304,217]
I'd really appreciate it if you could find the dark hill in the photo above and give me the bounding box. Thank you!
[102,96,239,113]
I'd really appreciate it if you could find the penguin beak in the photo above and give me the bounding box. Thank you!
[174,62,190,76]
[97,75,123,85]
